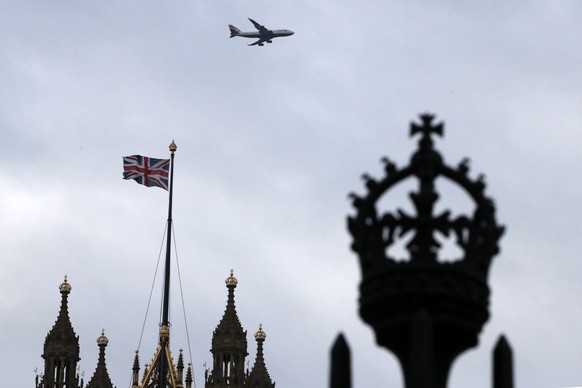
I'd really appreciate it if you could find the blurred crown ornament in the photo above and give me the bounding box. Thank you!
[347,113,505,388]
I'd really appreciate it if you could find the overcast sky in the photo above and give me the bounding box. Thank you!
[2,1,582,387]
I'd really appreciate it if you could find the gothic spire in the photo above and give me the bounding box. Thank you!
[185,363,193,388]
[246,324,275,388]
[206,270,248,387]
[39,276,81,388]
[85,330,115,388]
[131,351,140,387]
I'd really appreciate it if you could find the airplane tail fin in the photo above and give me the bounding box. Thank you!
[228,25,241,38]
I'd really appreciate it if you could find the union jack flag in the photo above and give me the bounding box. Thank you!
[122,155,170,190]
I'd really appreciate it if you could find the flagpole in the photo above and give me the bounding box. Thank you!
[159,140,177,388]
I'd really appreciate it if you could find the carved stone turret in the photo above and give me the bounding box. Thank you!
[37,276,82,388]
[347,114,505,388]
[206,270,248,388]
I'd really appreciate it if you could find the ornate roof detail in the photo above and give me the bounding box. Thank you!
[206,270,249,387]
[59,275,72,293]
[212,270,248,352]
[177,349,185,370]
[246,324,275,388]
[131,351,140,387]
[225,268,238,287]
[138,345,181,388]
[254,324,266,341]
[185,363,193,385]
[43,276,80,360]
[85,330,114,388]
[133,351,140,369]
[97,329,109,346]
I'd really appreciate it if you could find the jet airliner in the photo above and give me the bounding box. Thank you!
[228,18,294,46]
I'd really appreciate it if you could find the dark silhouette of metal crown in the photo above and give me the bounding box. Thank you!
[347,114,505,386]
[348,113,504,271]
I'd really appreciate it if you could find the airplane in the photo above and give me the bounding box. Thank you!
[228,18,294,46]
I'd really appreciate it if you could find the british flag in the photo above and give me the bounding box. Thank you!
[122,155,170,190]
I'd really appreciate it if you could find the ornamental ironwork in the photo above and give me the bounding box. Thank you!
[334,114,510,388]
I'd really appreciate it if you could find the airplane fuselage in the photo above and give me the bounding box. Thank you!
[236,30,294,40]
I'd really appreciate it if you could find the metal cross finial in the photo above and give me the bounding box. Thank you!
[410,113,444,139]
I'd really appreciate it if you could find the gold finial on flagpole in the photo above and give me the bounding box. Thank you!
[169,140,177,154]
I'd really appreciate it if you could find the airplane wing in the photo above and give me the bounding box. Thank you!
[248,38,268,46]
[248,18,269,33]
